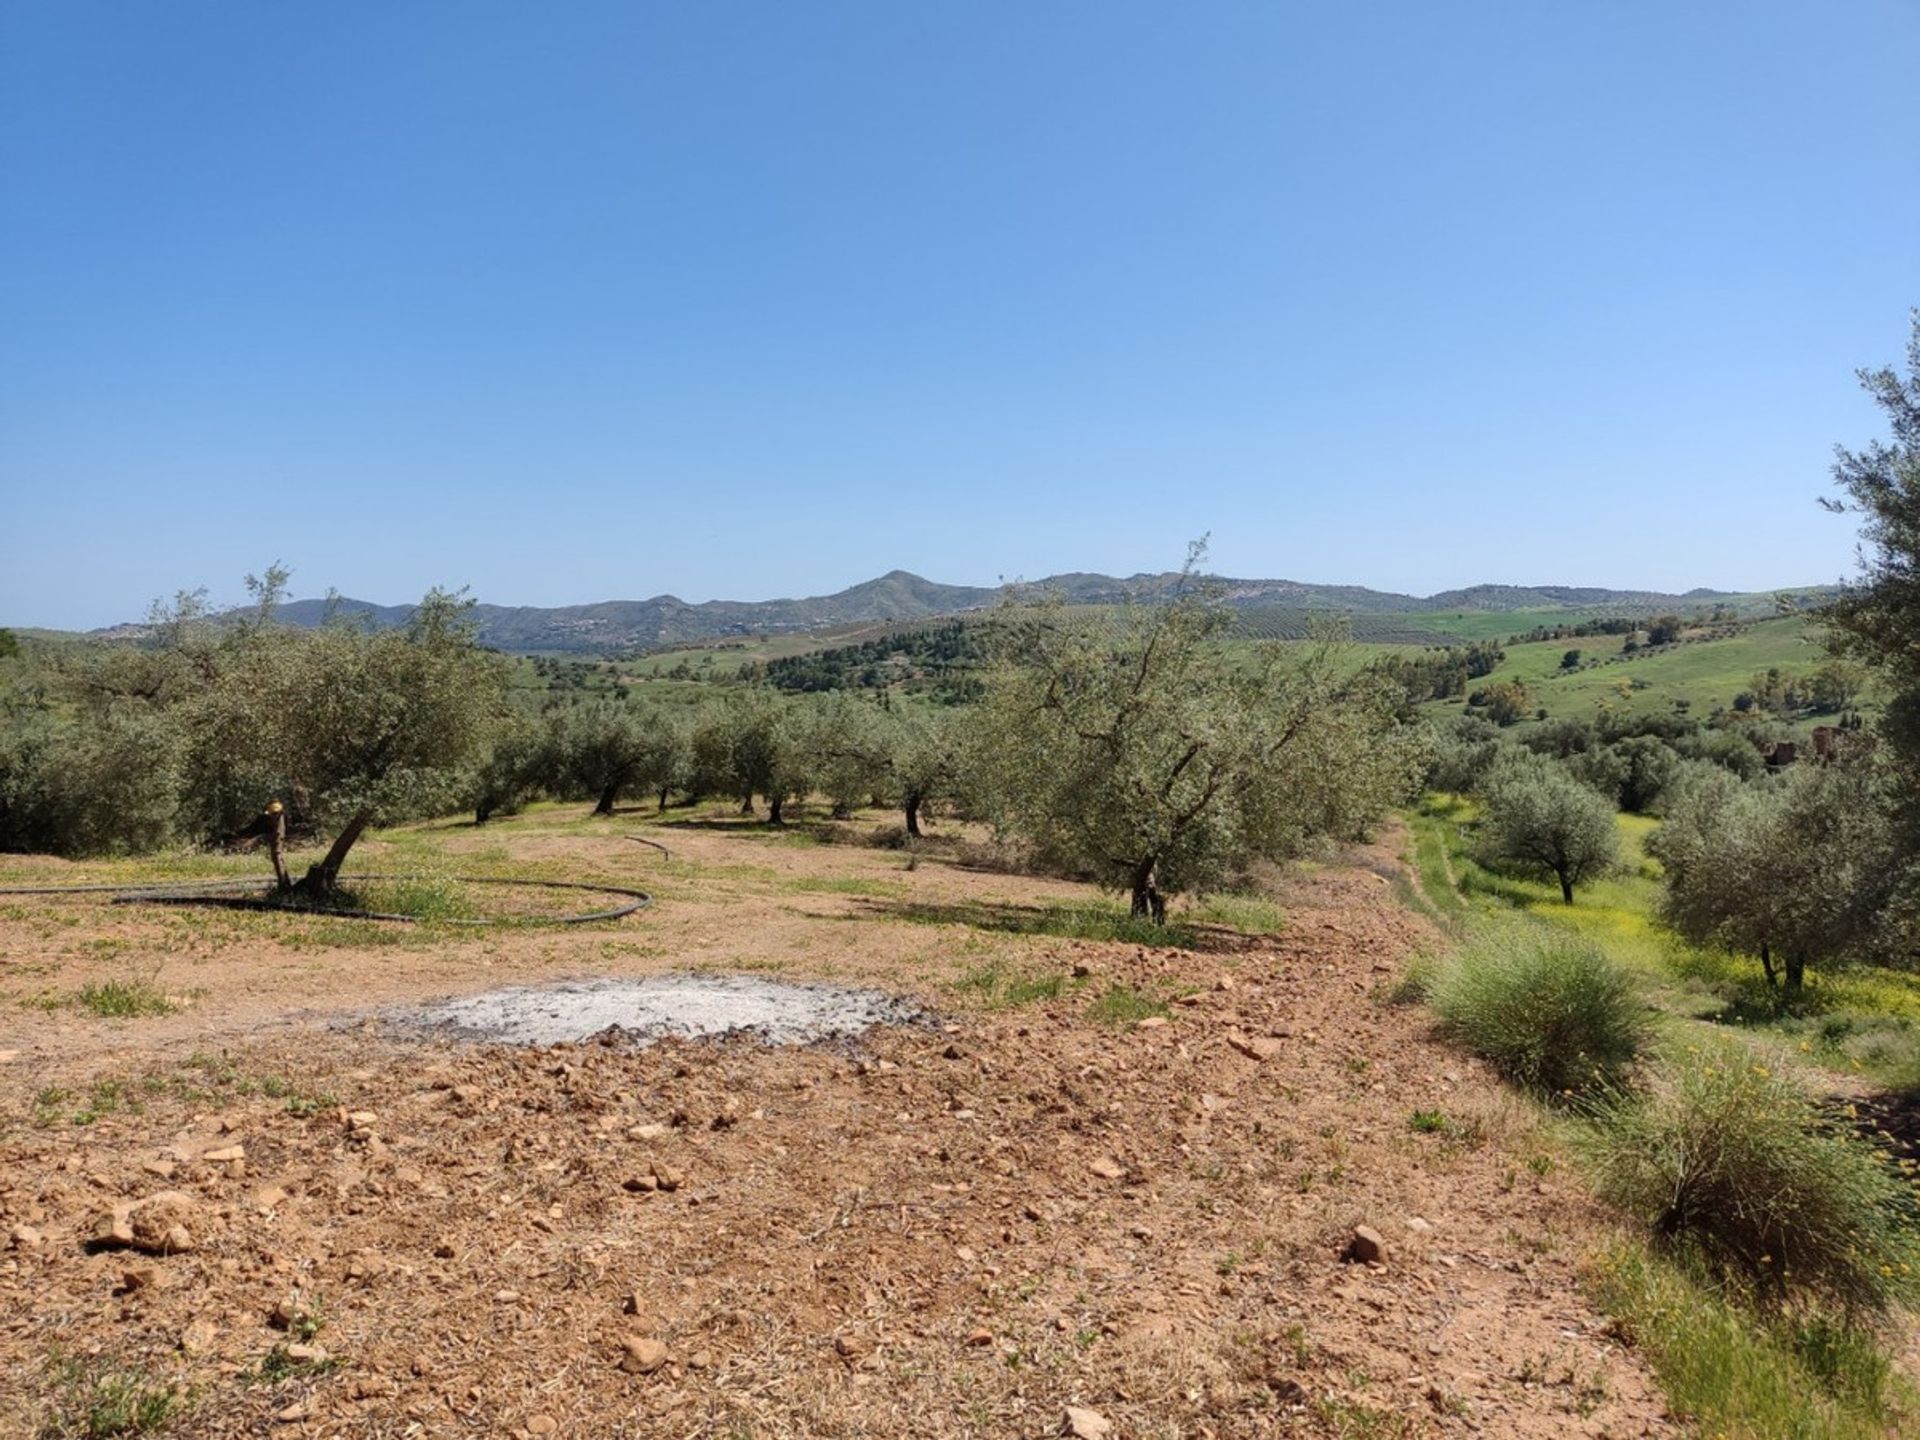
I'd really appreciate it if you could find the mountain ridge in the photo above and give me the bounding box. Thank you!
[87,570,1813,654]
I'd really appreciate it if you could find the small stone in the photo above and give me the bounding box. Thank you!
[284,1343,328,1363]
[118,1263,165,1293]
[346,1111,378,1129]
[621,1336,669,1374]
[626,1123,668,1141]
[528,1418,558,1437]
[1405,1216,1433,1234]
[965,1327,993,1347]
[95,1207,136,1248]
[1226,1031,1280,1062]
[1088,1157,1125,1181]
[650,1161,684,1192]
[834,1335,871,1361]
[1064,1406,1113,1438]
[622,1174,658,1193]
[1346,1225,1386,1265]
[254,1185,289,1211]
[140,1158,175,1179]
[180,1319,218,1355]
[274,1401,310,1423]
[203,1144,245,1163]
[9,1224,41,1249]
[1136,1016,1168,1029]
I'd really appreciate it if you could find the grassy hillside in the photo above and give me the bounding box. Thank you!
[1454,615,1849,726]
[1408,795,1920,1085]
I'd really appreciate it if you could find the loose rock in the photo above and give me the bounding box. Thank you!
[620,1336,669,1374]
[1346,1225,1386,1264]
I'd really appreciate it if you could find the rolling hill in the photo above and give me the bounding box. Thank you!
[78,570,1822,655]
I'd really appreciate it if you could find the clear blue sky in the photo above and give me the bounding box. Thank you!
[3,2,1916,628]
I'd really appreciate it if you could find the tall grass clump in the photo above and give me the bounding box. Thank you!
[1588,1041,1920,1317]
[1585,1242,1916,1439]
[1431,926,1648,1098]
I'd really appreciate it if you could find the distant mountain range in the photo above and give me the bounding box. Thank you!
[89,570,1811,655]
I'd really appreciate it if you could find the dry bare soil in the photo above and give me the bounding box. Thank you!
[0,811,1673,1438]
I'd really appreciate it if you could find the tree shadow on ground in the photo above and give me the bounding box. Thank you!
[848,896,1258,954]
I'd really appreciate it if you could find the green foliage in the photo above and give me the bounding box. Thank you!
[73,978,176,1018]
[559,698,683,814]
[1823,309,1920,957]
[1473,752,1620,903]
[1086,984,1172,1027]
[467,704,559,822]
[46,1355,184,1438]
[1651,757,1898,990]
[974,544,1420,921]
[1431,926,1647,1097]
[1588,1041,1920,1316]
[1587,1241,1918,1439]
[1,576,508,872]
[1467,677,1532,725]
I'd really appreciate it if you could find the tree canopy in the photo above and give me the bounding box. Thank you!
[973,553,1419,921]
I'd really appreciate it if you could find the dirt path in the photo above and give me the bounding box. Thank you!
[0,821,1673,1438]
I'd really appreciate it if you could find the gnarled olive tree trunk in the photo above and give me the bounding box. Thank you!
[295,808,373,900]
[1129,857,1167,925]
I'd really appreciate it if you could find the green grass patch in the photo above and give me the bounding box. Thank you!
[951,961,1078,1009]
[1186,892,1287,935]
[44,1354,185,1438]
[1087,984,1171,1027]
[784,875,908,898]
[1412,793,1920,1086]
[1586,1242,1918,1439]
[72,979,175,1019]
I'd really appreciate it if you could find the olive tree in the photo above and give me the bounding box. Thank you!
[198,588,509,897]
[701,688,815,824]
[1473,752,1619,904]
[561,699,684,816]
[1651,759,1896,992]
[889,706,964,836]
[1823,309,1920,952]
[806,693,893,818]
[973,555,1419,922]
[468,707,560,824]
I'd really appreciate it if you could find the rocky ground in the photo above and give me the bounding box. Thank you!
[0,812,1674,1438]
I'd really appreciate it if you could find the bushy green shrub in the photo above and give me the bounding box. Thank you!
[1589,1042,1920,1315]
[1431,927,1648,1097]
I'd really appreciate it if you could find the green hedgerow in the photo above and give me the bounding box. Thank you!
[1431,926,1648,1098]
[1588,1041,1920,1316]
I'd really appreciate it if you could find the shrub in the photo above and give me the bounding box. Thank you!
[1432,927,1648,1097]
[1473,752,1620,904]
[1588,1042,1920,1315]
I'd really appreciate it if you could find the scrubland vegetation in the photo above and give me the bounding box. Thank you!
[4,316,1919,1437]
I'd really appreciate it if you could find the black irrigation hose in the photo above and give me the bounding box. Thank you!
[0,865,658,926]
